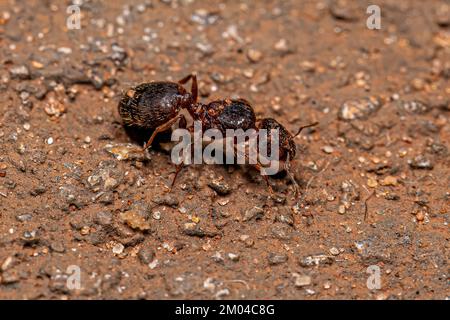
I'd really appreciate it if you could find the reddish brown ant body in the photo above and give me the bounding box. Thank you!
[118,74,317,195]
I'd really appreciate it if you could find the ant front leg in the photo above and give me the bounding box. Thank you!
[168,114,191,191]
[232,144,274,196]
[253,162,275,196]
[143,114,184,151]
[178,74,198,102]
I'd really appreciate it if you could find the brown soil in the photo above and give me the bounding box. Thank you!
[0,0,448,300]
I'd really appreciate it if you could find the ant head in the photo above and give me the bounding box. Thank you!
[258,119,318,161]
[258,118,296,161]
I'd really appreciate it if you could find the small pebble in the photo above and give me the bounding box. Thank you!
[112,243,124,255]
[247,49,263,63]
[293,273,311,287]
[322,146,334,154]
[329,247,340,256]
[243,206,264,221]
[416,211,425,222]
[267,253,288,265]
[380,176,397,186]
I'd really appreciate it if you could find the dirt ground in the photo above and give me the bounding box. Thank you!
[0,0,448,300]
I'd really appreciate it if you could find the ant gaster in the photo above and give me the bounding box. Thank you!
[118,74,198,150]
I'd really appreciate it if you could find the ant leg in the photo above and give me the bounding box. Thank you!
[169,163,184,191]
[253,162,274,196]
[143,114,183,151]
[284,155,299,197]
[233,144,274,195]
[178,74,194,85]
[178,74,198,103]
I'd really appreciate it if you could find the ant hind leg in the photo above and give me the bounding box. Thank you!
[143,114,184,151]
[169,163,184,191]
[284,155,300,197]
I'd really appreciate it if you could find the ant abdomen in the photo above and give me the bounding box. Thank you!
[118,82,193,129]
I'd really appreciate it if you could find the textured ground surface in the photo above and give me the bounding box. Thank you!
[0,0,449,299]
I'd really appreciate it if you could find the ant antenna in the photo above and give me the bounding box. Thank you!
[293,122,319,138]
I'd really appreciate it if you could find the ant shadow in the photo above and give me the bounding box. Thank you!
[120,125,302,192]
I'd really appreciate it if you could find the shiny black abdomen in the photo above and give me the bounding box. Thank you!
[118,82,188,128]
[216,100,256,131]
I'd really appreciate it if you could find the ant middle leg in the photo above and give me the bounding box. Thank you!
[284,154,300,197]
[233,144,274,195]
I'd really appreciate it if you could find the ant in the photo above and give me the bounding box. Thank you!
[118,74,317,196]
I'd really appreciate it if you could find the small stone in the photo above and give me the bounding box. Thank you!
[299,254,334,267]
[293,273,312,287]
[1,271,19,284]
[46,137,54,145]
[398,100,430,114]
[95,211,113,226]
[380,176,398,186]
[329,1,359,21]
[16,213,32,222]
[153,194,179,208]
[208,179,231,195]
[1,256,13,272]
[203,278,216,293]
[50,241,65,253]
[84,136,91,144]
[57,47,72,54]
[274,38,290,53]
[338,97,381,121]
[191,9,219,25]
[112,243,124,255]
[367,177,378,188]
[329,247,340,256]
[23,123,31,131]
[120,210,151,231]
[267,253,288,265]
[416,211,425,222]
[243,206,264,221]
[227,253,240,262]
[10,65,30,80]
[80,226,90,235]
[322,146,334,154]
[409,155,434,170]
[338,205,346,214]
[215,288,230,299]
[247,49,263,63]
[138,247,155,264]
[105,143,148,161]
[152,210,161,220]
[435,4,450,27]
[183,223,218,238]
[148,259,158,269]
